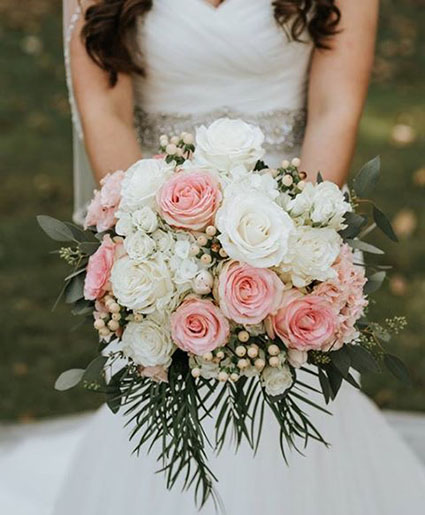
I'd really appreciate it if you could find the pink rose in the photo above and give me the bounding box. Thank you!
[171,298,229,355]
[84,234,116,300]
[270,290,337,351]
[157,170,222,230]
[84,170,125,232]
[218,260,284,325]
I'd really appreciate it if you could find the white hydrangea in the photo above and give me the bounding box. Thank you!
[223,170,279,200]
[123,231,156,262]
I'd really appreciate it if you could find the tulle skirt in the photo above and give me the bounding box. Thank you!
[51,382,425,515]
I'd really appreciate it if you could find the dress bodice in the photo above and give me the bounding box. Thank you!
[133,0,314,161]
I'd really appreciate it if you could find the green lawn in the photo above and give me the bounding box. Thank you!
[1,1,424,421]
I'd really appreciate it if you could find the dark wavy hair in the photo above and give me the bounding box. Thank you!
[82,0,341,86]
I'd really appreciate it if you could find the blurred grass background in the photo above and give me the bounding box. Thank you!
[0,0,424,422]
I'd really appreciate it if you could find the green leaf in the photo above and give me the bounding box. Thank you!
[326,366,343,399]
[353,156,380,198]
[373,206,399,242]
[339,212,368,240]
[55,369,85,391]
[37,215,76,242]
[344,373,361,390]
[64,222,98,243]
[318,368,331,404]
[72,298,93,316]
[83,355,108,385]
[79,242,100,255]
[346,239,384,255]
[331,348,351,377]
[316,171,324,184]
[384,354,411,385]
[64,274,85,303]
[364,271,386,295]
[346,345,380,373]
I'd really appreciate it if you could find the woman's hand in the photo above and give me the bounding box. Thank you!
[300,0,379,186]
[70,5,142,183]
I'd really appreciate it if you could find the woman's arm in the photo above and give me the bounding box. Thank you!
[300,0,379,186]
[70,8,142,183]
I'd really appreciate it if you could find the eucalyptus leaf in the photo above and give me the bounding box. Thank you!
[55,368,85,391]
[37,215,76,242]
[353,156,380,198]
[364,271,386,295]
[331,348,351,377]
[79,242,100,255]
[64,222,98,243]
[72,298,93,316]
[64,274,85,304]
[339,212,368,240]
[373,206,399,242]
[346,345,380,373]
[346,239,384,255]
[384,354,411,385]
[83,355,108,385]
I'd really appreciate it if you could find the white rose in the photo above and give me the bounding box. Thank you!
[262,365,293,397]
[123,231,156,262]
[119,158,173,212]
[194,118,265,171]
[287,349,308,369]
[110,255,174,313]
[132,207,158,233]
[216,192,295,268]
[310,182,352,230]
[122,318,175,368]
[280,226,341,287]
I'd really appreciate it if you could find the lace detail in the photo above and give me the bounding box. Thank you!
[64,6,84,140]
[134,106,307,153]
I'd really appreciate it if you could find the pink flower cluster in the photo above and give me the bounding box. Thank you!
[85,170,125,232]
[314,244,368,348]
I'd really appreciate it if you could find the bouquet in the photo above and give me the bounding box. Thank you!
[38,118,408,506]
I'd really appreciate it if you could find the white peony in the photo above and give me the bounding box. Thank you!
[216,192,295,268]
[287,181,352,230]
[119,158,173,213]
[262,364,293,397]
[122,317,175,368]
[280,226,341,287]
[132,207,158,233]
[194,118,265,172]
[123,231,156,262]
[110,255,174,313]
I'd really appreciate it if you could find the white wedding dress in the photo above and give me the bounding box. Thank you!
[5,1,425,514]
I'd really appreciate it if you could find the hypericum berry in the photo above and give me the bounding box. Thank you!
[183,133,194,145]
[237,359,249,370]
[238,330,250,343]
[197,235,208,247]
[206,225,217,237]
[170,136,179,145]
[109,302,120,314]
[111,313,121,321]
[219,248,228,258]
[107,320,120,332]
[269,356,280,367]
[191,368,201,378]
[268,344,280,356]
[203,352,213,362]
[200,253,212,265]
[291,157,301,167]
[281,174,293,187]
[189,243,200,256]
[216,350,225,360]
[297,180,306,191]
[218,371,229,382]
[247,346,259,359]
[254,358,266,371]
[134,313,143,322]
[230,372,240,382]
[281,159,290,168]
[94,319,105,330]
[166,143,177,155]
[235,345,247,357]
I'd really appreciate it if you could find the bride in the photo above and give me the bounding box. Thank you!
[50,0,425,514]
